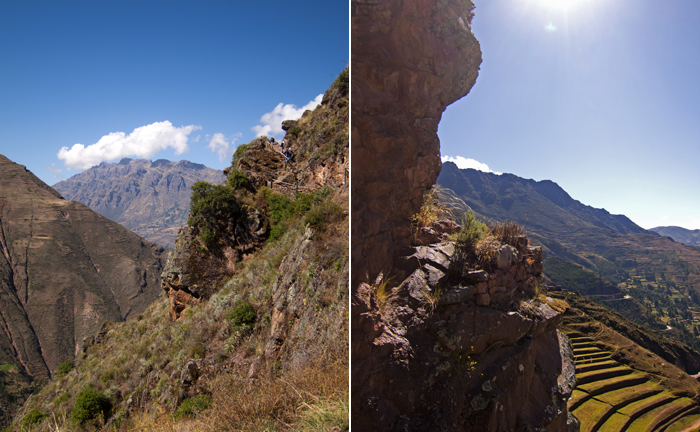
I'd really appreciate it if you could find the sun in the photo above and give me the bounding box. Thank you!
[537,0,592,11]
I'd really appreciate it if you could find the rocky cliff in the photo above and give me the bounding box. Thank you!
[53,159,226,249]
[0,154,167,425]
[351,1,579,430]
[351,0,482,283]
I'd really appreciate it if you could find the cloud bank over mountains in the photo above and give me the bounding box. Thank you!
[55,94,324,171]
[441,155,501,175]
[57,121,201,170]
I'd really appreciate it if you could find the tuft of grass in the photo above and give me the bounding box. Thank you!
[373,274,393,309]
[490,220,525,247]
[412,188,450,230]
[174,394,212,420]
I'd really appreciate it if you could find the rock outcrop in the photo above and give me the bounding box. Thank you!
[53,158,226,249]
[161,211,266,320]
[354,232,577,430]
[351,0,482,284]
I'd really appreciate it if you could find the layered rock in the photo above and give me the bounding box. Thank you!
[351,0,579,429]
[351,0,482,284]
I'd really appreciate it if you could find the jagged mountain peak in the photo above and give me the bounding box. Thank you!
[53,158,226,249]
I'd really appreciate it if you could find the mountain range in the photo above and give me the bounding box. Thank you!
[53,158,225,249]
[650,226,700,248]
[437,162,700,345]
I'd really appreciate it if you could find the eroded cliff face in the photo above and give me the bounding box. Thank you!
[351,0,482,284]
[351,1,579,430]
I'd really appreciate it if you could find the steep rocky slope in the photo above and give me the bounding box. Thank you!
[351,1,578,430]
[0,154,167,426]
[53,159,226,249]
[10,69,348,431]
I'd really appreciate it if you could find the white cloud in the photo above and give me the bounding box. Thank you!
[57,121,201,170]
[441,155,501,174]
[207,132,242,162]
[252,94,323,137]
[545,22,557,32]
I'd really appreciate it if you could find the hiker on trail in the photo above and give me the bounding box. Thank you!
[269,136,276,144]
[281,138,286,150]
[284,148,292,162]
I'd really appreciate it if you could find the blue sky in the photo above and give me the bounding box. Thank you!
[0,1,348,185]
[438,0,700,230]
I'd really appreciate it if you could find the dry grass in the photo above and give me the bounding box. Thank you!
[489,220,525,247]
[412,189,451,231]
[119,355,348,432]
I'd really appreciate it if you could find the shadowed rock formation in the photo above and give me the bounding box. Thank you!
[351,0,482,285]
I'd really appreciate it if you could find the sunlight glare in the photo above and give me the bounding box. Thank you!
[536,0,592,11]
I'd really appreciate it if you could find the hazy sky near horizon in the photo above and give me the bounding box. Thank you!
[438,0,700,230]
[0,1,348,186]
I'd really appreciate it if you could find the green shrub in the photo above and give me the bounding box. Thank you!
[227,302,256,327]
[227,169,251,191]
[266,192,318,240]
[289,126,302,137]
[232,143,249,162]
[188,182,242,247]
[454,210,487,250]
[174,394,212,420]
[71,387,111,426]
[333,68,349,96]
[304,201,344,231]
[21,408,47,427]
[57,359,75,378]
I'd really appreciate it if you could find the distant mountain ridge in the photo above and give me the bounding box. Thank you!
[53,158,226,248]
[650,226,700,248]
[438,161,646,237]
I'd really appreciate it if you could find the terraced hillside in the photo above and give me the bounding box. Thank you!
[567,332,700,432]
